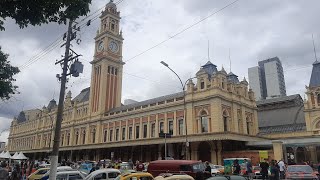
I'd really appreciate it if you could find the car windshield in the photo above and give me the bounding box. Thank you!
[287,166,313,173]
[192,163,205,172]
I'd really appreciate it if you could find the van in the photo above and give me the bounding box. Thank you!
[147,160,211,179]
[223,158,251,175]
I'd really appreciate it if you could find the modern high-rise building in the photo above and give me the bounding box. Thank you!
[248,57,286,100]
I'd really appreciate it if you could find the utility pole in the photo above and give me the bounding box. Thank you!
[49,19,83,179]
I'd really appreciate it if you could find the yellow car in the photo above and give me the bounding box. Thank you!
[28,168,49,180]
[116,172,154,180]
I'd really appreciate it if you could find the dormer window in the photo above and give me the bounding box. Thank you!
[200,81,205,89]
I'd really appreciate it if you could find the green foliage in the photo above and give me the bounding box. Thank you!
[0,47,20,100]
[0,0,92,31]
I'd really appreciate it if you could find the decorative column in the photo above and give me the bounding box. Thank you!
[272,140,284,161]
[96,121,102,143]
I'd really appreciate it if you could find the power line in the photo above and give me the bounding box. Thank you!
[124,0,240,63]
[19,0,125,70]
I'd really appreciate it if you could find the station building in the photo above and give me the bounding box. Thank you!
[7,1,265,165]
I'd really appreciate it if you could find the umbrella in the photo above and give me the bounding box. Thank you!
[1,151,12,159]
[13,152,28,160]
[12,152,19,159]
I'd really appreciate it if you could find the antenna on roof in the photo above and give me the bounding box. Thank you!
[312,34,318,62]
[229,48,231,73]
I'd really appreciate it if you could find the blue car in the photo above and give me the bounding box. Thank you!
[79,163,93,174]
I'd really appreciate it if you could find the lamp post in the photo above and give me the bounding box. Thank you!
[160,61,190,160]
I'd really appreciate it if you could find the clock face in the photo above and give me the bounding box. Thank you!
[98,41,104,51]
[109,41,119,53]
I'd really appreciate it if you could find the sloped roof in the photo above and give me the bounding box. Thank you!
[256,94,301,106]
[73,87,90,103]
[17,111,26,123]
[47,99,57,111]
[258,123,306,135]
[108,92,184,113]
[309,61,320,88]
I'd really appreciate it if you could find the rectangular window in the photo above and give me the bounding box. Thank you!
[168,120,173,135]
[128,127,132,140]
[135,126,140,139]
[143,124,148,138]
[116,129,119,141]
[122,127,126,140]
[159,122,164,134]
[151,123,155,137]
[109,129,113,142]
[104,130,107,142]
[179,119,184,135]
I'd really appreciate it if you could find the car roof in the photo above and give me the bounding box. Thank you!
[89,168,121,175]
[123,172,153,177]
[150,160,200,164]
[57,170,82,175]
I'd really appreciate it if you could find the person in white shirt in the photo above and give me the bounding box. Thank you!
[277,159,285,179]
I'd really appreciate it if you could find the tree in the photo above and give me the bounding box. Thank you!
[0,47,20,100]
[0,0,92,31]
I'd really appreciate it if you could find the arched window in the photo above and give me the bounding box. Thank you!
[91,128,96,143]
[317,93,320,105]
[200,111,208,133]
[61,134,64,146]
[246,116,251,135]
[75,131,79,145]
[82,130,86,144]
[67,133,70,146]
[223,111,229,132]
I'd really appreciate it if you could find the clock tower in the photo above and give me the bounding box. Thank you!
[89,0,124,115]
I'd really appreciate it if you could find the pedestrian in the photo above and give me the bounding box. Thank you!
[244,159,253,179]
[135,161,144,172]
[260,158,269,180]
[318,163,320,175]
[205,161,211,174]
[233,159,241,175]
[0,162,9,180]
[277,159,285,179]
[11,164,22,180]
[269,161,279,180]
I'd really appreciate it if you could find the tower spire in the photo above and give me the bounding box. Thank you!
[312,34,318,62]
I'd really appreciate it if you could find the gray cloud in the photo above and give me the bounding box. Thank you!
[1,0,319,142]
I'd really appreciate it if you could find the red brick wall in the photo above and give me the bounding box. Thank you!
[222,150,274,166]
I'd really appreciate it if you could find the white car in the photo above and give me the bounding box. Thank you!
[209,164,222,175]
[56,170,86,180]
[85,168,121,180]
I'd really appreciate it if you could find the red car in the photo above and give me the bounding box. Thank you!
[285,165,318,179]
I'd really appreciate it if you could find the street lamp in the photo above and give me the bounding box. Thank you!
[160,61,190,160]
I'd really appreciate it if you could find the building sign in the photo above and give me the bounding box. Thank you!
[259,151,268,162]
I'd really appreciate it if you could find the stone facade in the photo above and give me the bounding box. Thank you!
[7,1,263,164]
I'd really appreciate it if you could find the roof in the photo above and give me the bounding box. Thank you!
[258,103,305,127]
[73,87,90,103]
[149,160,201,164]
[107,92,184,113]
[17,111,26,123]
[258,123,306,135]
[47,99,57,111]
[256,94,301,106]
[309,60,320,88]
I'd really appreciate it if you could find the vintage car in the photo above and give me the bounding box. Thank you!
[85,168,121,180]
[116,172,154,180]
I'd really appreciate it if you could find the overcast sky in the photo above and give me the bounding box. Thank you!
[0,0,319,143]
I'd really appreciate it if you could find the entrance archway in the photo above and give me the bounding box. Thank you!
[198,141,211,162]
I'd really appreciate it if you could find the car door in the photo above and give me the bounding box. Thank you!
[69,173,84,180]
[93,173,107,180]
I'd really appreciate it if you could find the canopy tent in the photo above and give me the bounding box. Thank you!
[13,152,28,160]
[0,151,12,159]
[11,152,19,159]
